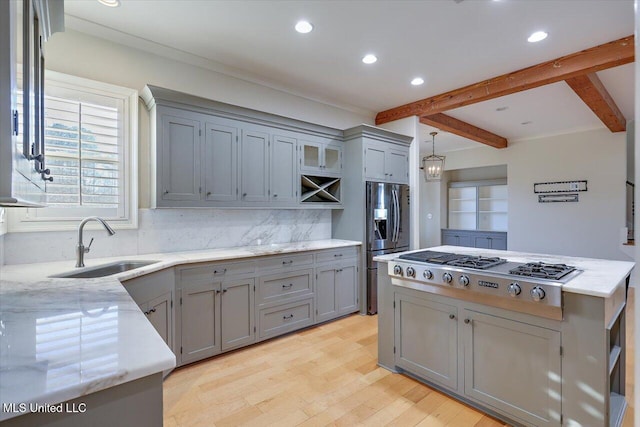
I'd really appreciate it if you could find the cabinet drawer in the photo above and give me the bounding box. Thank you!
[258,298,314,339]
[258,270,312,305]
[257,253,313,271]
[178,261,255,286]
[315,246,358,264]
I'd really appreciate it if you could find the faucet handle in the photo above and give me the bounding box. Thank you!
[85,238,94,253]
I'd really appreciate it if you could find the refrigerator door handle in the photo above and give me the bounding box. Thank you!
[392,188,399,243]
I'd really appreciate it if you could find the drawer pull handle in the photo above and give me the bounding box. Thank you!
[334,254,343,257]
[282,283,293,289]
[283,314,294,320]
[282,260,294,265]
[213,268,227,275]
[336,268,342,273]
[464,318,471,324]
[149,308,156,313]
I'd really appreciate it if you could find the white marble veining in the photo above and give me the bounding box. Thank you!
[3,208,331,265]
[1,239,361,282]
[0,278,176,421]
[374,245,635,298]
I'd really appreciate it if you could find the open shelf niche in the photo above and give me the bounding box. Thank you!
[300,175,341,203]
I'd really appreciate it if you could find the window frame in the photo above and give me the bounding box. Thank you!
[8,71,138,232]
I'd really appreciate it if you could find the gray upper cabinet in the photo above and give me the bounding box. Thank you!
[240,129,270,202]
[270,135,297,203]
[160,109,202,201]
[204,121,238,202]
[142,86,344,209]
[364,141,409,184]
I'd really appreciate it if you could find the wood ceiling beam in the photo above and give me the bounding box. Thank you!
[565,73,626,132]
[375,35,634,125]
[420,114,508,149]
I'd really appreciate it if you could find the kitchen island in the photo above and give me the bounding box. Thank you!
[375,246,634,427]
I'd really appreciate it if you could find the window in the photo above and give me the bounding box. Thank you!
[9,71,138,231]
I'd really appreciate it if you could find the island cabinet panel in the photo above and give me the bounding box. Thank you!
[463,310,562,427]
[204,121,238,202]
[394,293,458,390]
[160,109,202,201]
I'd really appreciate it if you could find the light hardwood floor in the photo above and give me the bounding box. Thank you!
[164,289,635,426]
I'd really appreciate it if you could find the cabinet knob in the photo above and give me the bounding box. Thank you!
[242,193,247,197]
[449,314,455,320]
[207,192,211,197]
[273,194,278,198]
[464,318,471,324]
[164,190,169,195]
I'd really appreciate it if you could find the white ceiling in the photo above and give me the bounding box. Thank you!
[63,0,635,153]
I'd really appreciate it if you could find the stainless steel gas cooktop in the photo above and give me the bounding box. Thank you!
[390,250,582,319]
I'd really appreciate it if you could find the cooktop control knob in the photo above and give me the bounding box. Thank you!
[406,267,416,278]
[423,270,433,280]
[530,286,546,301]
[507,283,522,297]
[442,272,453,284]
[393,265,403,276]
[459,275,470,287]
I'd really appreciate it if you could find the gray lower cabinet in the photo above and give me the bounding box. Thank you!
[316,263,358,322]
[441,229,507,250]
[394,293,458,390]
[393,287,561,427]
[258,298,314,340]
[463,309,561,427]
[121,269,175,353]
[177,262,257,365]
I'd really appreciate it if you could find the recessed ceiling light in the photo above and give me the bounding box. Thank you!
[496,106,508,112]
[528,31,548,43]
[295,20,313,34]
[411,77,424,86]
[98,0,120,7]
[362,54,378,65]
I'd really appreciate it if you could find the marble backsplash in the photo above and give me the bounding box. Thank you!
[2,209,331,265]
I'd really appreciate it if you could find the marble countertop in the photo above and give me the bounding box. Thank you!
[374,245,634,298]
[0,239,361,421]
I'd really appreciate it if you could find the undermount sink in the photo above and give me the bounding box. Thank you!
[51,260,160,279]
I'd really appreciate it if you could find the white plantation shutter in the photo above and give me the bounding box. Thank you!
[43,96,121,208]
[9,71,138,232]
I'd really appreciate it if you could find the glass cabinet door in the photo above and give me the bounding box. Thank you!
[323,144,341,174]
[301,141,321,171]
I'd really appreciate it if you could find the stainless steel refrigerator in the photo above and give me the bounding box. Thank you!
[366,181,410,314]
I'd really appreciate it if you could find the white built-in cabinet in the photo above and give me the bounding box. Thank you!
[143,85,343,208]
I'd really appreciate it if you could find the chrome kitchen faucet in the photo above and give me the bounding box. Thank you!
[76,217,116,268]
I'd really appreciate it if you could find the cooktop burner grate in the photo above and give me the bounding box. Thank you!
[446,256,507,270]
[509,262,576,280]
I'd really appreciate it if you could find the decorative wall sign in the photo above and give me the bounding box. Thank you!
[534,180,587,194]
[538,193,579,203]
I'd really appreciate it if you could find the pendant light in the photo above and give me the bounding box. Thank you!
[421,131,446,182]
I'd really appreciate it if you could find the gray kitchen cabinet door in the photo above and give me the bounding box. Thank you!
[394,293,458,391]
[364,144,386,181]
[240,129,270,202]
[144,291,173,350]
[336,264,358,314]
[316,267,337,322]
[221,278,256,351]
[180,281,222,364]
[270,135,297,203]
[463,310,561,427]
[299,139,323,173]
[160,110,202,201]
[385,148,409,184]
[204,121,238,202]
